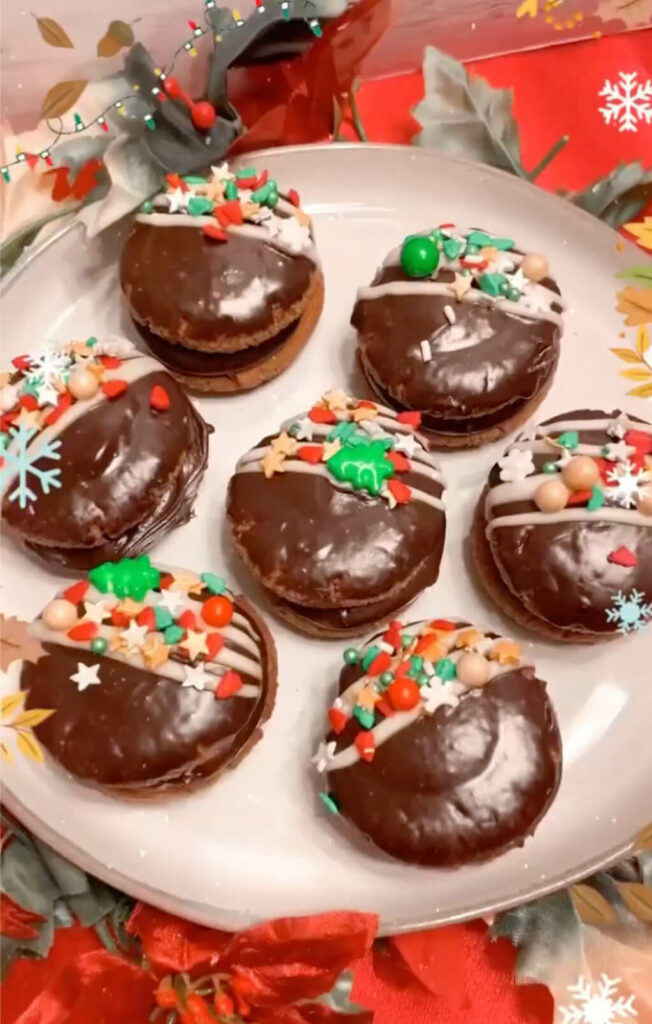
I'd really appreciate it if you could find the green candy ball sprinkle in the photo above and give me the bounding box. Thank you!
[379,671,394,687]
[401,634,414,649]
[417,672,430,687]
[400,235,440,279]
[343,648,359,665]
[543,461,558,474]
[91,637,108,655]
[507,286,521,302]
[140,200,154,214]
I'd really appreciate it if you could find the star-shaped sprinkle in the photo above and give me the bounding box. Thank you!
[271,432,298,457]
[356,684,381,712]
[262,448,286,478]
[455,628,484,649]
[116,598,143,619]
[14,407,42,430]
[322,389,349,411]
[179,629,209,661]
[489,640,521,665]
[321,439,341,461]
[421,682,459,715]
[352,405,378,422]
[168,188,189,213]
[71,662,101,691]
[394,433,421,457]
[211,162,235,183]
[170,570,203,595]
[607,413,631,440]
[155,589,186,616]
[82,600,110,625]
[119,620,149,652]
[603,440,631,462]
[481,246,499,263]
[288,417,314,441]
[311,740,337,773]
[142,635,169,670]
[507,267,527,291]
[448,273,472,301]
[181,663,213,691]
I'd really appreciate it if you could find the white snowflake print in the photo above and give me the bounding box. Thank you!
[598,72,652,132]
[0,424,62,509]
[498,446,535,482]
[606,460,647,509]
[606,589,652,634]
[23,346,72,407]
[559,974,637,1024]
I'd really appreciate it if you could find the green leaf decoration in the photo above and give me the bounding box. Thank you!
[97,19,135,57]
[33,15,74,48]
[616,266,652,285]
[326,440,394,496]
[40,80,88,120]
[561,161,652,227]
[491,890,582,985]
[88,556,160,602]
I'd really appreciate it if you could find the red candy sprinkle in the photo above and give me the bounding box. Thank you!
[110,610,130,628]
[67,621,97,642]
[149,385,170,412]
[101,380,127,400]
[256,169,269,188]
[177,609,197,630]
[396,411,421,429]
[202,595,233,628]
[394,660,411,677]
[99,355,122,369]
[297,445,324,464]
[461,257,488,271]
[387,451,410,472]
[1,412,17,432]
[608,546,638,567]
[387,479,413,504]
[288,188,300,207]
[19,394,39,411]
[382,622,402,649]
[63,580,89,604]
[429,619,456,631]
[159,574,174,589]
[165,172,187,192]
[376,699,394,719]
[214,995,235,1018]
[206,633,224,660]
[236,177,257,190]
[215,670,242,699]
[12,355,31,371]
[387,678,421,711]
[328,706,348,734]
[357,400,377,410]
[367,651,392,676]
[625,429,652,454]
[567,489,592,506]
[202,224,228,242]
[214,200,244,227]
[44,392,72,425]
[308,406,337,424]
[136,606,156,630]
[355,731,376,763]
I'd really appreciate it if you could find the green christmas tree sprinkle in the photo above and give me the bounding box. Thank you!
[326,440,395,496]
[434,657,457,681]
[89,557,160,602]
[201,572,226,595]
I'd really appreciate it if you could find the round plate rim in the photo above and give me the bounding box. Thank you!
[0,141,646,936]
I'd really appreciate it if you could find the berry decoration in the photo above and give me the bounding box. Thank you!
[201,595,233,628]
[386,677,421,711]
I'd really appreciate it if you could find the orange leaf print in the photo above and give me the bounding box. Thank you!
[617,287,652,327]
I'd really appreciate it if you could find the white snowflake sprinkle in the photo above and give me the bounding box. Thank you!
[25,346,72,387]
[287,417,314,441]
[498,446,536,482]
[605,460,647,509]
[560,974,637,1024]
[0,424,62,509]
[599,71,652,133]
[602,440,631,462]
[167,187,189,213]
[267,214,311,253]
[311,740,337,773]
[421,681,460,715]
[71,662,101,692]
[607,413,631,440]
[606,589,652,634]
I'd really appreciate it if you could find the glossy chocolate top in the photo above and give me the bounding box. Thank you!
[2,371,209,569]
[352,238,563,435]
[121,224,315,349]
[21,591,276,792]
[226,395,446,610]
[324,622,561,865]
[484,409,652,637]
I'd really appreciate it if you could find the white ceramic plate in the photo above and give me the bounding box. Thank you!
[2,144,651,935]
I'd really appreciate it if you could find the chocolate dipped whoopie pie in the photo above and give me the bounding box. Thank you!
[1,337,209,571]
[315,617,562,866]
[472,409,652,642]
[352,226,564,448]
[226,391,447,637]
[121,162,324,393]
[19,558,277,794]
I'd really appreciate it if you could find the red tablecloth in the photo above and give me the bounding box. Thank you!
[2,28,651,1024]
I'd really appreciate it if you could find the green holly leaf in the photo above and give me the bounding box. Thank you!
[326,441,394,496]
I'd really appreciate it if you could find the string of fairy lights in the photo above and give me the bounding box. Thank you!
[1,0,322,184]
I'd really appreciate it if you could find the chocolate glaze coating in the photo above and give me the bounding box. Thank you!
[20,596,277,793]
[121,224,315,350]
[480,409,652,640]
[352,256,562,439]
[327,657,562,866]
[227,448,446,631]
[2,371,210,571]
